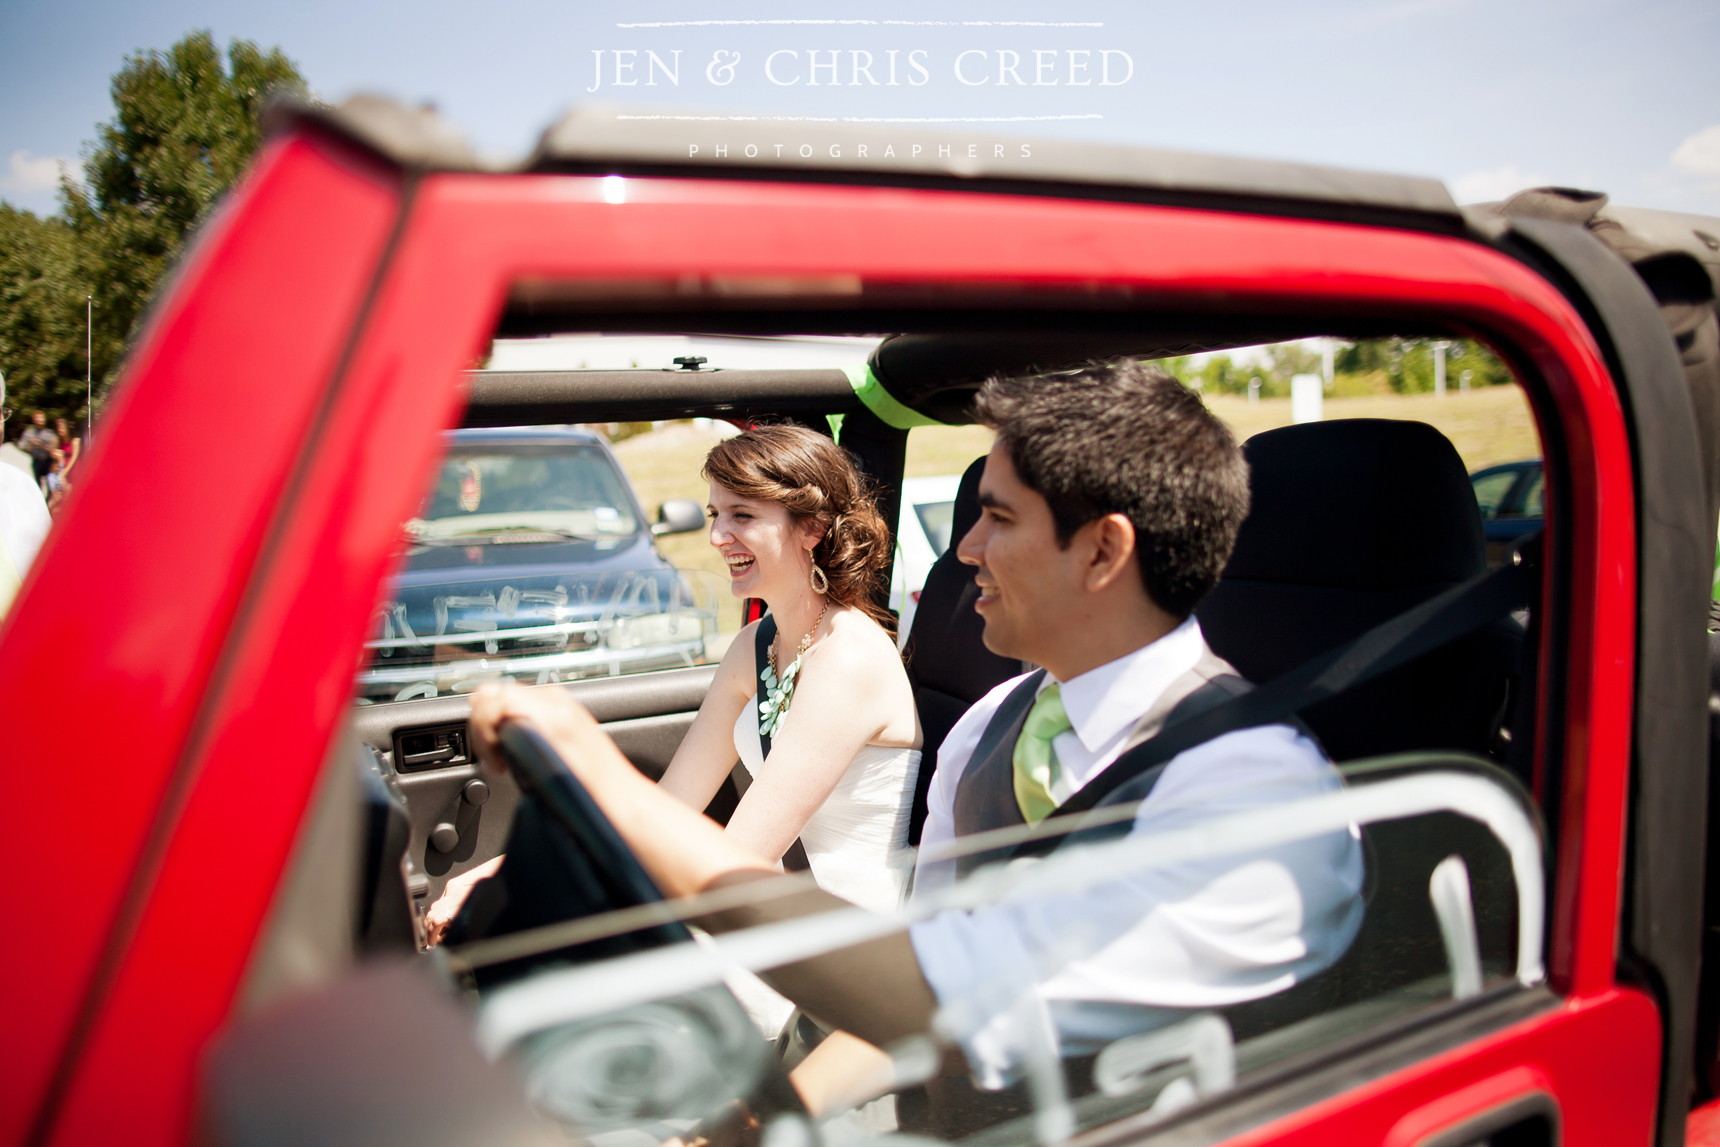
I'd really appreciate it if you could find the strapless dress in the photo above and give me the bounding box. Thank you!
[717,695,921,1039]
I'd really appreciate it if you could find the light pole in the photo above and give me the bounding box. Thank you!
[86,295,92,444]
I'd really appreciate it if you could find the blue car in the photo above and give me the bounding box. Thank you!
[1469,459,1543,565]
[356,427,709,704]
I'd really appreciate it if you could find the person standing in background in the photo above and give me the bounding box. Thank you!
[16,411,58,491]
[43,452,67,514]
[54,419,81,482]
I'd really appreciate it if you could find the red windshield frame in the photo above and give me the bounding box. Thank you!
[5,132,1638,1145]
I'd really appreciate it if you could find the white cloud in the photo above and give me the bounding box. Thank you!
[1449,164,1552,205]
[1672,125,1720,178]
[0,150,69,195]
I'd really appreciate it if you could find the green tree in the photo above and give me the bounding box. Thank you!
[1170,338,1515,400]
[0,31,305,429]
[0,208,87,418]
[1336,337,1514,394]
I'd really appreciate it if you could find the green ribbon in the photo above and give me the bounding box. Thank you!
[842,363,948,431]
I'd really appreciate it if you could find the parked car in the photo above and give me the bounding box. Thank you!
[889,473,963,642]
[1470,459,1544,565]
[10,94,1720,1147]
[357,426,711,703]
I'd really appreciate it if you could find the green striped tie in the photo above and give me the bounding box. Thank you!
[1013,683,1072,824]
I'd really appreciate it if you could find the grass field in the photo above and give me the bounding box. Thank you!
[1206,385,1540,472]
[610,421,747,635]
[902,384,1539,478]
[611,385,1541,635]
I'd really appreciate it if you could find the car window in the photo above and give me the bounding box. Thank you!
[388,332,1550,1141]
[914,500,956,557]
[357,429,724,705]
[1470,469,1520,520]
[461,757,1541,1147]
[1511,468,1544,519]
[416,445,639,536]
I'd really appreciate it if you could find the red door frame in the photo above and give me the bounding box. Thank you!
[3,125,1650,1146]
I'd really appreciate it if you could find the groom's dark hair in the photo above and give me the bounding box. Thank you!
[972,359,1250,618]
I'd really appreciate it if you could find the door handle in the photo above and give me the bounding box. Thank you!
[1396,1088,1559,1147]
[396,725,469,771]
[403,744,456,767]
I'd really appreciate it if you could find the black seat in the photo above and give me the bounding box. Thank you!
[355,746,416,954]
[1196,419,1523,764]
[903,455,1022,844]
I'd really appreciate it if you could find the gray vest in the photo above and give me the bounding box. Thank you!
[949,642,1251,875]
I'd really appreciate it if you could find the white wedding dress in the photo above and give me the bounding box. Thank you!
[718,694,921,1040]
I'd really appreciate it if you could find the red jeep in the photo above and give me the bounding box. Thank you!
[7,96,1720,1147]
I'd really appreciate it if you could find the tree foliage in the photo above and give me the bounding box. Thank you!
[0,31,304,430]
[1164,338,1514,398]
[0,208,86,415]
[1335,338,1513,394]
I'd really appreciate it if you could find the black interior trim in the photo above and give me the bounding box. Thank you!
[491,308,1441,366]
[1506,217,1711,1147]
[469,315,1458,432]
[462,369,860,427]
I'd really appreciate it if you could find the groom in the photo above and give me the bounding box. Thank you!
[867,360,1363,1117]
[470,360,1363,1112]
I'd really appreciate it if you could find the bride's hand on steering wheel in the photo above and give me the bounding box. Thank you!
[468,681,630,791]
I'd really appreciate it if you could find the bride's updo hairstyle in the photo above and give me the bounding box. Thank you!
[703,424,896,630]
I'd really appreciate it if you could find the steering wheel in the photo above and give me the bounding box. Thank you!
[494,718,688,945]
[484,720,810,1139]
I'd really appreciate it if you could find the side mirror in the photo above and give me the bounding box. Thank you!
[652,498,705,537]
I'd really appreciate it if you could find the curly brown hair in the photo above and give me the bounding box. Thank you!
[702,424,896,631]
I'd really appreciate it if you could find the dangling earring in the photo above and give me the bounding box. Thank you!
[810,561,829,595]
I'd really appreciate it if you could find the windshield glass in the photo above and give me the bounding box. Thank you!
[355,435,721,706]
[409,445,641,540]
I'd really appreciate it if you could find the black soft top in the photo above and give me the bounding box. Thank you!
[267,94,1461,232]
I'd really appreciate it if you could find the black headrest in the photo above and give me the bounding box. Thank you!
[949,452,987,548]
[1225,419,1484,590]
[905,452,1018,702]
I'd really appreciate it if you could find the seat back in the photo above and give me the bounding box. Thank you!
[1196,419,1522,763]
[903,455,1022,843]
[356,746,416,954]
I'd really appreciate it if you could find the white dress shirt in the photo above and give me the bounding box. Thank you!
[907,618,1364,1088]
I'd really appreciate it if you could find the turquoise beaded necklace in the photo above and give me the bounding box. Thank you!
[758,601,828,739]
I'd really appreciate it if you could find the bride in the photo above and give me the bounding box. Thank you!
[427,425,921,1025]
[662,424,922,918]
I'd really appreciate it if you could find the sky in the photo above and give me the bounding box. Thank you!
[0,0,1717,219]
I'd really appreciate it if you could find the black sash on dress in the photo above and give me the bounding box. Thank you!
[754,615,779,760]
[752,614,812,873]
